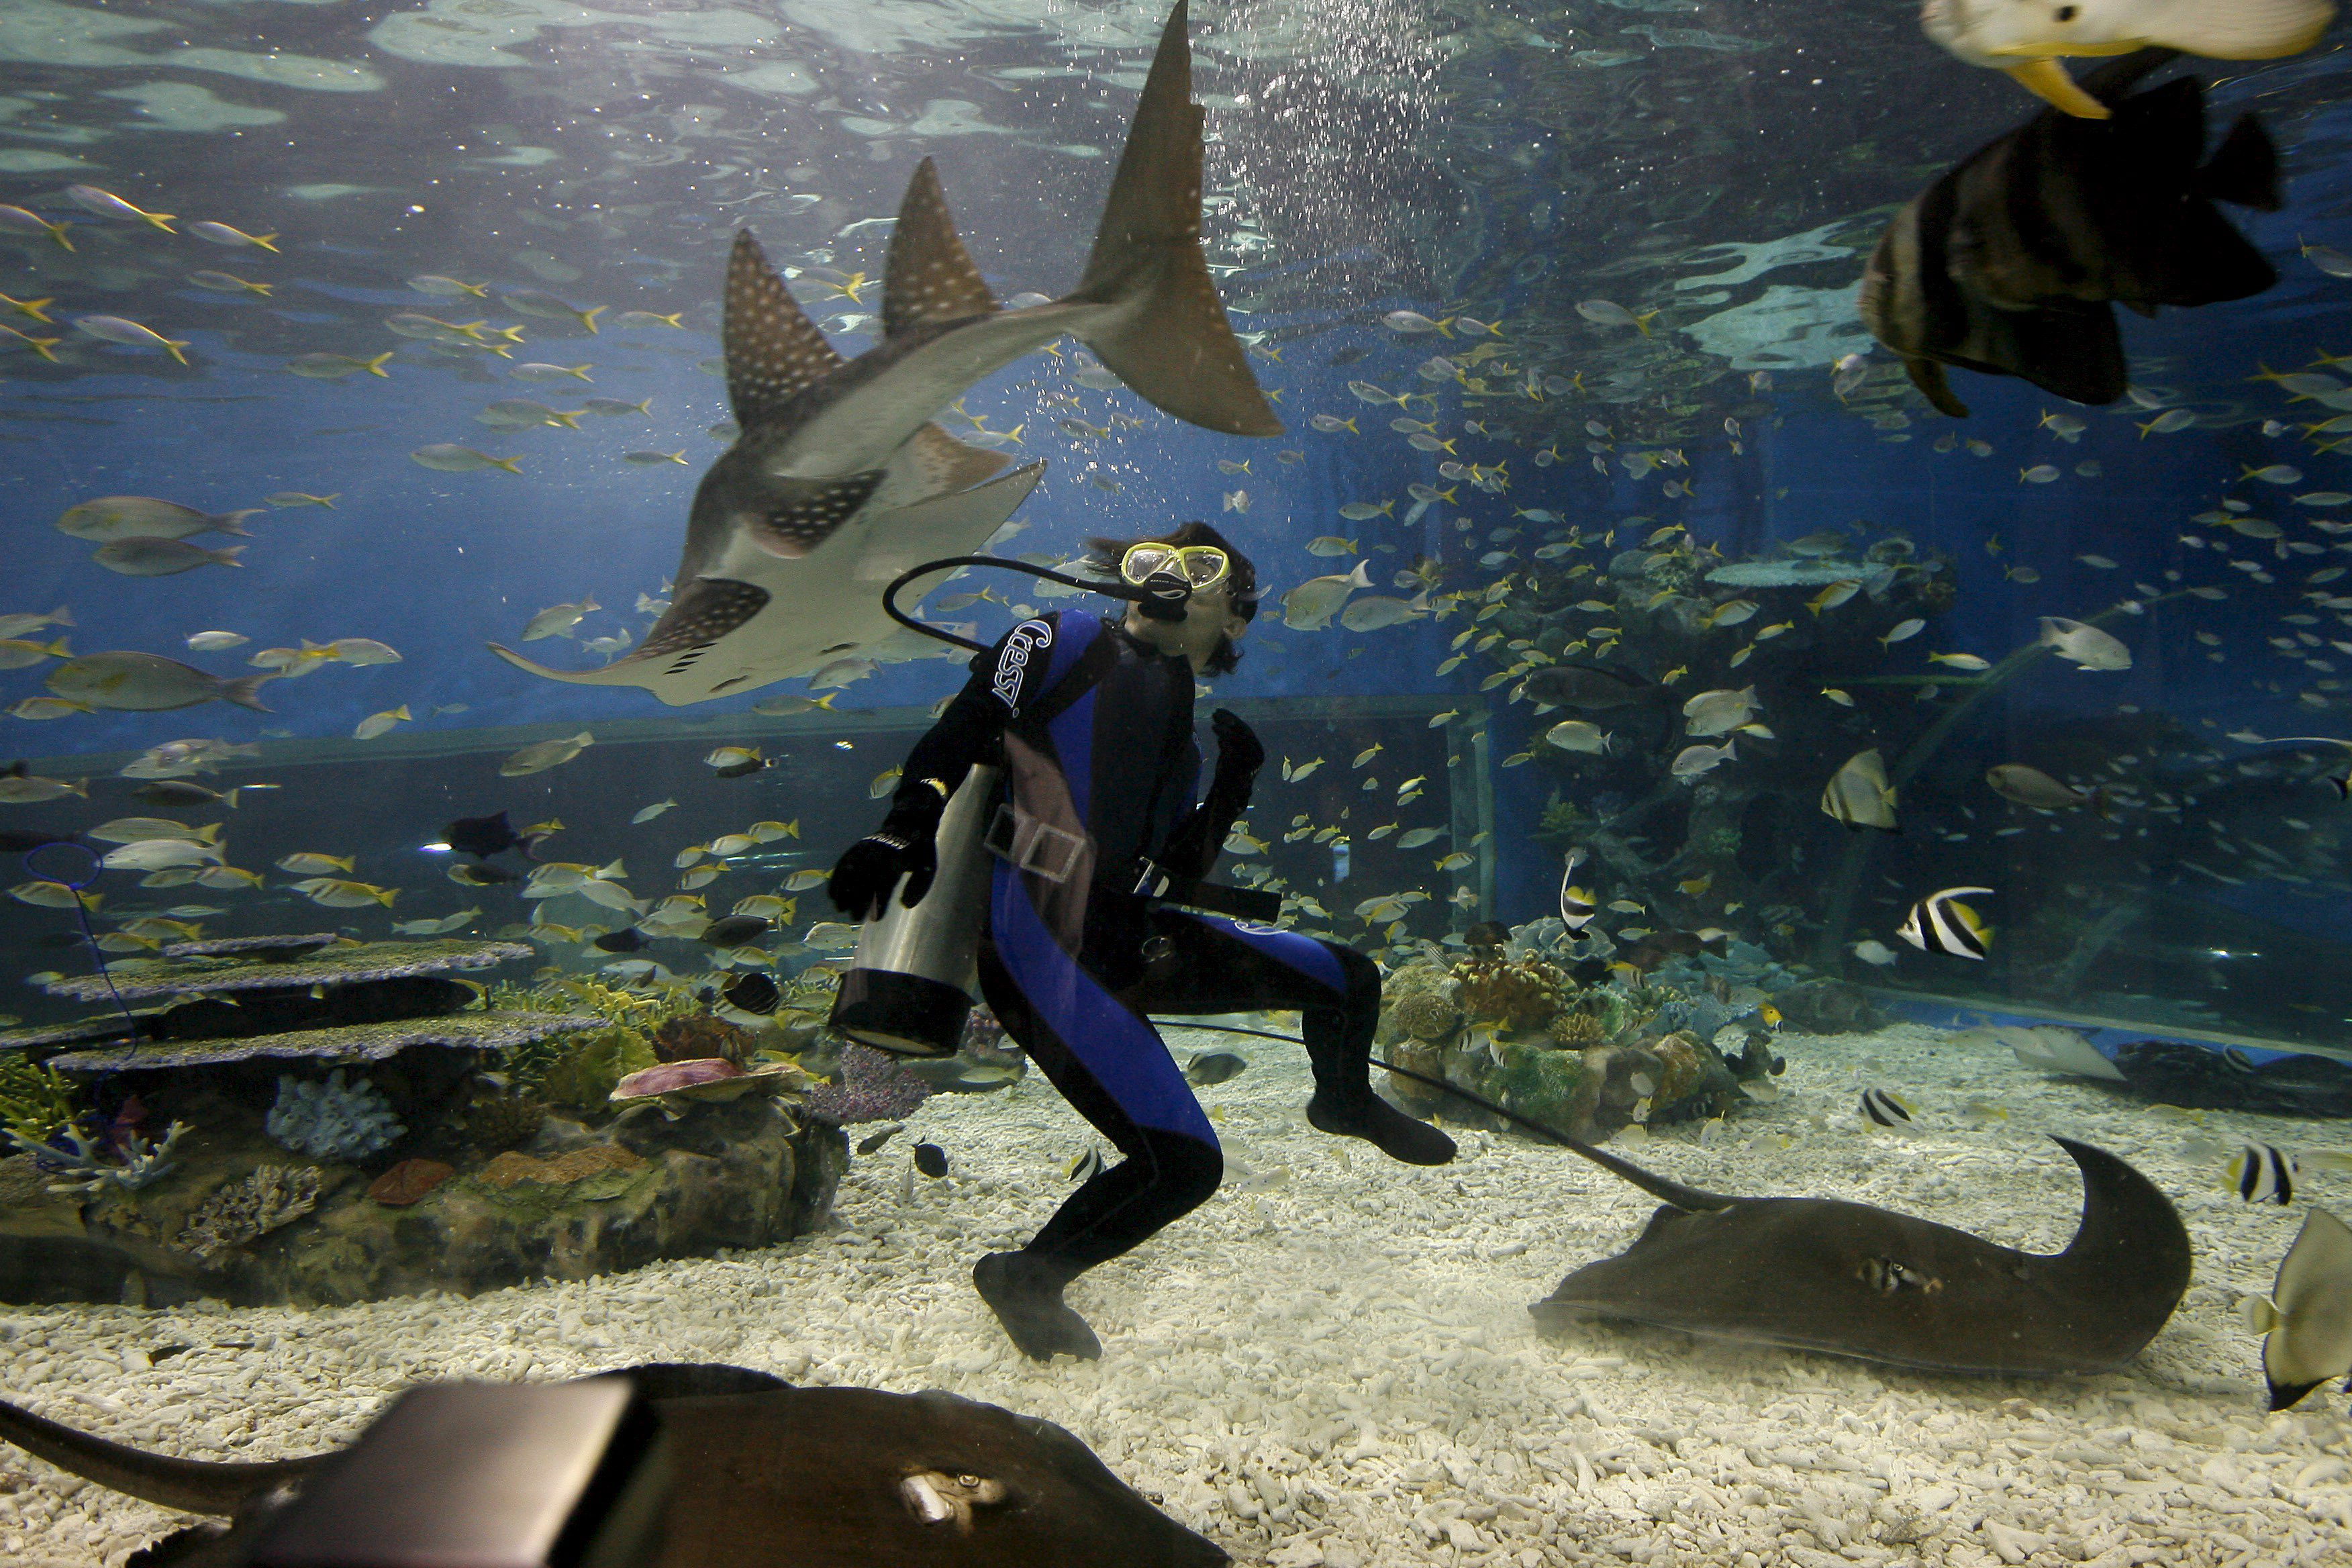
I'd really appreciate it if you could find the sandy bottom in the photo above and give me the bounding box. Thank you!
[4,1021,2352,1567]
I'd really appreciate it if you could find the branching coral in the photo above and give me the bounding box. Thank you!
[0,1056,83,1147]
[7,1120,191,1195]
[176,1165,322,1261]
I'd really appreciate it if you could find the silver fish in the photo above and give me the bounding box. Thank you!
[48,652,273,712]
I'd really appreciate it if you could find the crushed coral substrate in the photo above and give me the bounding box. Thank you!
[4,1021,2351,1567]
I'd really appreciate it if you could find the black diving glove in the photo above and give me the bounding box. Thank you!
[828,801,942,922]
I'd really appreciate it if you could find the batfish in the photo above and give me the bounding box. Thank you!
[1530,1135,2190,1375]
[1859,48,2278,416]
[493,1,1277,706]
[0,1362,1228,1567]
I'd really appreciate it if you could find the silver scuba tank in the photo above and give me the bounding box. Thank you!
[828,765,999,1058]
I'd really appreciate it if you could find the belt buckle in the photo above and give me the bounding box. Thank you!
[987,803,1088,884]
[1131,858,1171,899]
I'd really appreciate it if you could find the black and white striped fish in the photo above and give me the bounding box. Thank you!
[1065,1146,1104,1184]
[2232,1142,2298,1205]
[1896,885,1994,959]
[1559,846,1598,932]
[1859,1087,1913,1128]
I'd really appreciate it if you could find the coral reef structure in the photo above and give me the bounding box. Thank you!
[176,1165,323,1261]
[650,1013,758,1066]
[266,1070,405,1162]
[5,1121,191,1195]
[803,1044,934,1124]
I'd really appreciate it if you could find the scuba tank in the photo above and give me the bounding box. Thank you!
[828,763,1000,1058]
[825,552,1199,1058]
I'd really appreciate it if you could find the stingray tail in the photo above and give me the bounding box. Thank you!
[1373,1057,1738,1212]
[0,1395,323,1515]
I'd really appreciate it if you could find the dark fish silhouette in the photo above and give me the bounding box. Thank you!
[1516,662,1653,711]
[722,969,781,1014]
[1531,1135,2189,1375]
[914,1141,950,1178]
[0,1363,1228,1566]
[1183,1050,1248,1087]
[594,927,650,954]
[701,913,773,947]
[441,810,540,861]
[1861,49,2279,416]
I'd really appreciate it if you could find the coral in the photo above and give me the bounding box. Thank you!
[0,1056,83,1146]
[803,1044,934,1125]
[1487,1040,1600,1134]
[478,1144,645,1188]
[368,1158,454,1206]
[266,1069,405,1161]
[464,1091,548,1152]
[611,1057,803,1109]
[46,1011,606,1075]
[1391,990,1462,1042]
[1453,955,1571,1034]
[175,1164,322,1260]
[651,1013,757,1066]
[1547,1011,1606,1048]
[1696,824,1742,857]
[535,1025,660,1113]
[44,938,533,1003]
[6,1120,190,1195]
[1534,795,1592,848]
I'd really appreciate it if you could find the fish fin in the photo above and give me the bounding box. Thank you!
[745,472,888,558]
[2198,113,2283,211]
[1062,1,1281,437]
[489,578,773,687]
[213,509,260,537]
[2005,58,2111,120]
[723,230,844,426]
[881,160,999,338]
[852,461,1046,585]
[0,1393,324,1515]
[1904,356,1970,417]
[902,421,1012,494]
[224,674,275,712]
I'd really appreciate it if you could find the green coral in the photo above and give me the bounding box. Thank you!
[1485,1040,1596,1131]
[535,1025,658,1113]
[0,1056,83,1146]
[1534,793,1592,848]
[1696,824,1741,857]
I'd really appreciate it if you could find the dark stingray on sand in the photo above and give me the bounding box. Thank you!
[1375,1059,2191,1377]
[0,1363,1227,1567]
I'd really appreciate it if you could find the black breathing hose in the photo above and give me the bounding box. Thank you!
[881,554,1187,653]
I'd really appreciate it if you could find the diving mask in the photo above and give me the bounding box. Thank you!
[1119,542,1232,592]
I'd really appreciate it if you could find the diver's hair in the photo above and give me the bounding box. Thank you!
[1083,520,1259,675]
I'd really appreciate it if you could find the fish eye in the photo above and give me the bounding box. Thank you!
[957,1473,981,1489]
[2055,3,2077,16]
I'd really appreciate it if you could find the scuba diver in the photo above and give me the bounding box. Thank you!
[829,521,1455,1362]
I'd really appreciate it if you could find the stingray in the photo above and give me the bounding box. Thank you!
[1379,1059,2192,1376]
[0,1363,1227,1567]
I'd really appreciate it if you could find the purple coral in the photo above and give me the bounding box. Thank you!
[803,1044,934,1125]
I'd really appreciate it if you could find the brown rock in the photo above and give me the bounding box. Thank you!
[366,1159,454,1207]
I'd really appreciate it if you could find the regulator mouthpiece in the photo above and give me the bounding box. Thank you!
[1134,569,1193,622]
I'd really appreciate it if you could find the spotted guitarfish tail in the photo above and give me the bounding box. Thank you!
[1060,0,1282,438]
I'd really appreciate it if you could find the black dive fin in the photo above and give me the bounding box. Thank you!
[2199,113,2282,211]
[882,160,999,339]
[724,231,844,428]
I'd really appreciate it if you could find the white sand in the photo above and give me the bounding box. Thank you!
[5,1021,2352,1567]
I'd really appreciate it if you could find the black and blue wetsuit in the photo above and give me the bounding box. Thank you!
[877,609,1454,1359]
